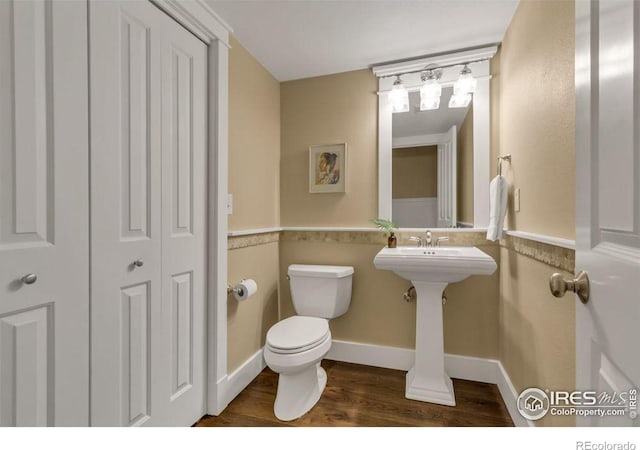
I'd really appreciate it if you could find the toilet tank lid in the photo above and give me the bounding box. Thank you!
[288,264,354,279]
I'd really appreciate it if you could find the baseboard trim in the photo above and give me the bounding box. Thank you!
[495,360,533,427]
[326,340,533,427]
[327,340,414,370]
[214,348,266,415]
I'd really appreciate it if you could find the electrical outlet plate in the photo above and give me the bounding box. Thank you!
[227,193,233,215]
[514,188,520,212]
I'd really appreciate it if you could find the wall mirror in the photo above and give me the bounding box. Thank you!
[373,46,497,229]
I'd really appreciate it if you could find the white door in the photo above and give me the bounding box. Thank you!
[159,9,207,425]
[437,125,457,227]
[0,0,89,426]
[90,0,207,426]
[575,0,640,426]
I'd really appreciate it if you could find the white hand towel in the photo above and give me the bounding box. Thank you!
[486,175,508,241]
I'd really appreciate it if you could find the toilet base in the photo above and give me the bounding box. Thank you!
[274,363,327,421]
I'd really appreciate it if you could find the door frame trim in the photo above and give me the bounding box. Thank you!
[151,0,232,415]
[574,0,592,429]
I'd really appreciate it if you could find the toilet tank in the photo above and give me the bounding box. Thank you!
[288,264,354,319]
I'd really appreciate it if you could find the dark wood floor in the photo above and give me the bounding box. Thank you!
[196,360,513,427]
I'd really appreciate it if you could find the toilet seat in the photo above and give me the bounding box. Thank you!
[266,316,329,354]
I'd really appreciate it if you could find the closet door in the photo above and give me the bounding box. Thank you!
[90,0,206,426]
[159,16,207,425]
[0,0,89,426]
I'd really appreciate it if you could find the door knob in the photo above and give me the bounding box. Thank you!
[132,259,144,268]
[21,273,37,285]
[549,270,590,304]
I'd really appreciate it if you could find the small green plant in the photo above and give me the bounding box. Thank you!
[370,218,398,236]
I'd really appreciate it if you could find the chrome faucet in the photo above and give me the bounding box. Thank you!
[408,236,423,247]
[425,230,432,247]
[435,236,449,247]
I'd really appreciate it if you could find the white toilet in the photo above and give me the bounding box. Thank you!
[264,264,354,421]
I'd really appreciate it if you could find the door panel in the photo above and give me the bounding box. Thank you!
[576,0,640,427]
[0,0,89,426]
[0,306,50,426]
[120,282,151,426]
[161,14,207,424]
[170,49,194,236]
[0,0,51,248]
[170,272,193,399]
[90,0,162,426]
[91,0,206,427]
[597,0,635,232]
[120,13,152,241]
[437,125,457,227]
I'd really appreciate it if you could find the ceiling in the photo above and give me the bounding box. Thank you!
[206,0,519,81]
[393,88,471,138]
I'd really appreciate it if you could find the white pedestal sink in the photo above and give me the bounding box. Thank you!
[374,246,497,406]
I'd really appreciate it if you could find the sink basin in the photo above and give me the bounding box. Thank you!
[374,246,497,283]
[373,245,497,407]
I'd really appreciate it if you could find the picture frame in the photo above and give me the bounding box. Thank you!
[308,143,347,193]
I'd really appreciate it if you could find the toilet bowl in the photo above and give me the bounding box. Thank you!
[264,264,353,421]
[264,316,332,421]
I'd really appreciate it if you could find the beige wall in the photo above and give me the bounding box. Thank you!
[228,242,280,371]
[280,69,378,226]
[499,248,575,427]
[279,235,499,359]
[457,107,474,224]
[228,35,280,231]
[227,36,281,372]
[493,0,576,426]
[492,0,575,240]
[279,70,500,358]
[392,146,437,199]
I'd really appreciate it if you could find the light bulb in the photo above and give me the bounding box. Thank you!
[420,96,440,111]
[389,77,409,113]
[420,71,442,111]
[454,65,477,95]
[448,93,472,108]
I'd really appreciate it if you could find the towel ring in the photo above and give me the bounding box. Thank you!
[497,154,511,176]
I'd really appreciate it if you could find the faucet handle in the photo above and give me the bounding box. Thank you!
[435,237,449,247]
[408,236,423,247]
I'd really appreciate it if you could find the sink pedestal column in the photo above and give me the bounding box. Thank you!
[406,281,455,406]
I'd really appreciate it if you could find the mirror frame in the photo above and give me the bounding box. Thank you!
[373,46,497,229]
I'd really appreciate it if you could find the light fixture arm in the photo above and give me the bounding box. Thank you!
[382,57,490,80]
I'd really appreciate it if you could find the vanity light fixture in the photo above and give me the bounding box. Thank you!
[389,75,410,113]
[385,59,485,111]
[449,65,476,108]
[419,70,442,111]
[453,64,477,95]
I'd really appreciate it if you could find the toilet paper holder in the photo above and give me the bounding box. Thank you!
[227,279,257,299]
[227,282,243,296]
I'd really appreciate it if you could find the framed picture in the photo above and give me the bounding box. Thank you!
[308,143,347,193]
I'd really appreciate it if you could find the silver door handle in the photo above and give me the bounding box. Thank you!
[132,259,144,268]
[549,270,590,304]
[21,273,37,285]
